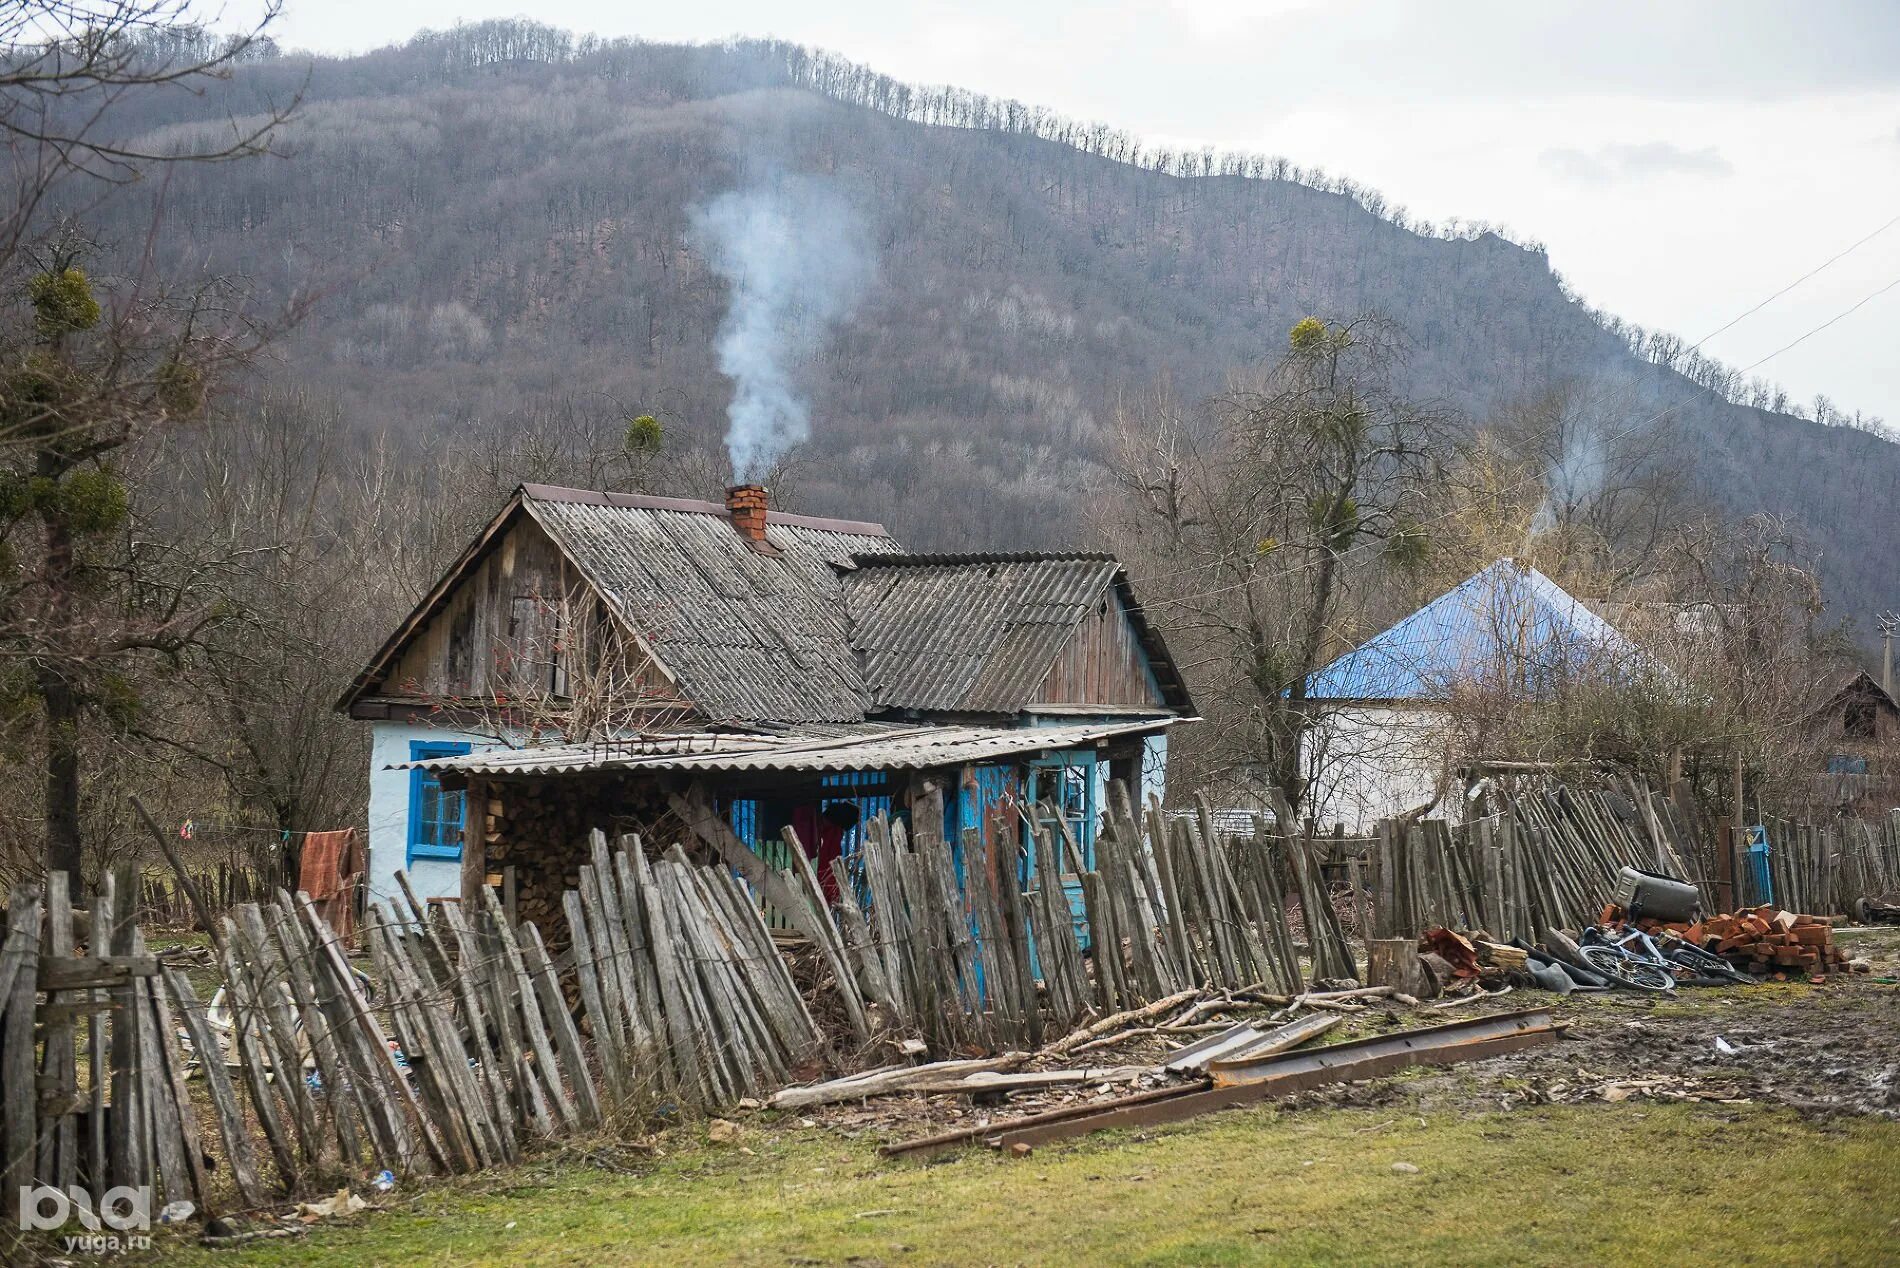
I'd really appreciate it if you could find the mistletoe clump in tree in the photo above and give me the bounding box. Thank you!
[0,240,229,889]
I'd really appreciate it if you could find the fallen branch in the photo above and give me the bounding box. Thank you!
[1070,1026,1164,1055]
[1432,985,1513,1011]
[1039,988,1200,1059]
[897,1066,1151,1096]
[768,1053,1030,1109]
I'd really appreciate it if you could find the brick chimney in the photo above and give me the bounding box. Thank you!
[725,483,771,547]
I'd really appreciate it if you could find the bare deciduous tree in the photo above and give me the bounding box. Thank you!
[1095,316,1450,812]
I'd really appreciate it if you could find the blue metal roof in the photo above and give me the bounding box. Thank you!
[1303,560,1649,702]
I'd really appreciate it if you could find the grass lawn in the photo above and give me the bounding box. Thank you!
[139,1099,1900,1266]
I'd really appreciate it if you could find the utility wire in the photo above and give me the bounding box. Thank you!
[1135,221,1900,613]
[1695,210,1900,347]
[1736,271,1900,375]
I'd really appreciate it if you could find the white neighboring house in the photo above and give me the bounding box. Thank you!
[1299,558,1653,830]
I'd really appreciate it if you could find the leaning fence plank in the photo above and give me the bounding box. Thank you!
[296,892,440,1175]
[521,921,603,1129]
[215,927,298,1188]
[366,910,479,1174]
[233,907,328,1171]
[106,864,154,1193]
[564,888,625,1104]
[479,886,579,1131]
[1,883,42,1204]
[267,892,366,1170]
[146,959,211,1207]
[439,902,521,1149]
[131,940,193,1205]
[38,872,77,1189]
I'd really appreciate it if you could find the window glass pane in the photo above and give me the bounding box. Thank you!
[408,742,470,856]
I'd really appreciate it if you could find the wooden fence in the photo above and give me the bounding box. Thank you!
[4,787,1368,1233]
[1743,811,1900,914]
[139,861,288,928]
[804,786,1356,1055]
[1368,788,1900,939]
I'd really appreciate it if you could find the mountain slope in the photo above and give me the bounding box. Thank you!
[113,30,1900,627]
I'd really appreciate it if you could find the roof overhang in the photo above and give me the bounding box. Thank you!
[395,718,1186,780]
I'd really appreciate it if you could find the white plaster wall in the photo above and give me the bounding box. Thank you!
[1302,705,1451,832]
[367,720,499,907]
[1140,733,1169,808]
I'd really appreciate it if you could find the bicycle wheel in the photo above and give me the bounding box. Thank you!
[1578,945,1675,991]
[1616,961,1677,992]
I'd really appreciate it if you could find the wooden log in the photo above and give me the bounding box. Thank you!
[1040,987,1200,1059]
[1366,938,1430,999]
[768,1053,1032,1110]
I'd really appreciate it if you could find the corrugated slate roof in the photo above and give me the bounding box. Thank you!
[1304,559,1651,702]
[399,718,1177,778]
[342,486,1192,727]
[842,555,1122,712]
[522,490,892,724]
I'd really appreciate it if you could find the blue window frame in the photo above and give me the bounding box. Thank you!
[408,741,472,864]
[1026,751,1099,950]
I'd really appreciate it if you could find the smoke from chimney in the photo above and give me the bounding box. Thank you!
[691,173,873,482]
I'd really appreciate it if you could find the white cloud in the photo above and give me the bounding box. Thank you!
[1542,141,1733,184]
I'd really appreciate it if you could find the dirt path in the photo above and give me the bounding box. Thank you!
[1297,927,1900,1119]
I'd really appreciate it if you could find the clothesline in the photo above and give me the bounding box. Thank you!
[173,819,369,841]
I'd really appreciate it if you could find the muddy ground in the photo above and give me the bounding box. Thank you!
[804,927,1900,1149]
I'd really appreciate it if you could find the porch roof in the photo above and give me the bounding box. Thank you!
[395,718,1180,780]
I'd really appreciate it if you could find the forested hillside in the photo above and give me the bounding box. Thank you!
[108,25,1899,626]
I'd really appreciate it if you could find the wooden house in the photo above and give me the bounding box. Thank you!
[1806,668,1900,813]
[338,484,1193,929]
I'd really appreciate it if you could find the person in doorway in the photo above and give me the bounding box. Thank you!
[791,800,860,901]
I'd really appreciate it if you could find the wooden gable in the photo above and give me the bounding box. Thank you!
[1032,589,1168,711]
[352,506,684,717]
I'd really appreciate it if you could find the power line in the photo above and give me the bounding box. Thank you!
[1695,210,1900,347]
[1736,271,1900,376]
[1136,224,1900,613]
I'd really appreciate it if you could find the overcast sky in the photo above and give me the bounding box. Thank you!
[275,0,1900,426]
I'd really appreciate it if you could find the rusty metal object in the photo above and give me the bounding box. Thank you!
[981,1008,1557,1152]
[878,1082,1206,1159]
[1205,1006,1554,1086]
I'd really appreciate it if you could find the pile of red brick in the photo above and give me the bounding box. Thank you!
[1698,908,1864,980]
[1602,903,1867,982]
